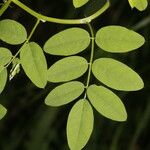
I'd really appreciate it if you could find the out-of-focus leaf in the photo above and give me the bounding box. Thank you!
[0,66,7,93]
[0,104,7,120]
[73,0,89,8]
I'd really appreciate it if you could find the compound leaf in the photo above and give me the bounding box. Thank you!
[0,66,7,93]
[0,104,7,120]
[92,58,144,91]
[87,85,127,121]
[20,42,47,88]
[95,26,145,53]
[45,81,85,106]
[67,99,93,150]
[44,28,90,56]
[128,0,148,11]
[47,56,88,83]
[0,19,27,45]
[0,47,12,66]
[73,0,89,8]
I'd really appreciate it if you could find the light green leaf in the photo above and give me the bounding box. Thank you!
[87,85,127,121]
[92,58,144,91]
[67,99,93,150]
[0,47,12,66]
[45,81,85,106]
[20,42,47,88]
[128,0,148,11]
[73,0,89,8]
[95,26,145,53]
[0,104,7,120]
[44,28,90,56]
[47,56,88,83]
[0,19,27,45]
[0,66,7,93]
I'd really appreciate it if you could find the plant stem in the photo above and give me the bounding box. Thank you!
[0,0,12,16]
[84,23,95,99]
[11,0,110,24]
[27,19,40,41]
[132,15,150,31]
[4,19,40,69]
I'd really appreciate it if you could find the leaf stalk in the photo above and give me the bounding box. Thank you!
[10,0,110,24]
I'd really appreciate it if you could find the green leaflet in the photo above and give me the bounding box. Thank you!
[128,0,148,11]
[95,26,145,53]
[47,56,88,83]
[0,47,12,66]
[73,0,89,8]
[67,99,93,150]
[92,58,144,91]
[20,42,47,88]
[45,81,85,106]
[0,104,7,120]
[0,19,27,45]
[0,66,7,93]
[44,28,90,56]
[87,85,127,121]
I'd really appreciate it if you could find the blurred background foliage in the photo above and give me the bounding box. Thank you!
[0,0,150,149]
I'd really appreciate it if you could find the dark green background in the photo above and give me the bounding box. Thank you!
[0,0,150,149]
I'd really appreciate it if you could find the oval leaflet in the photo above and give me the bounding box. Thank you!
[67,99,94,150]
[20,42,47,88]
[0,19,27,45]
[87,85,127,121]
[44,28,90,56]
[0,47,12,66]
[92,58,144,91]
[45,81,85,106]
[47,56,88,83]
[95,26,145,53]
